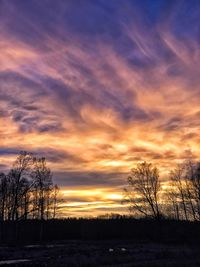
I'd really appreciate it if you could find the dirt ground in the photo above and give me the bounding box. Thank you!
[0,240,200,267]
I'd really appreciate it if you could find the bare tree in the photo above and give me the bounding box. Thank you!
[32,157,53,220]
[185,161,200,220]
[164,185,180,220]
[9,151,33,221]
[52,184,59,219]
[0,152,60,221]
[170,165,189,220]
[124,162,161,220]
[0,173,7,221]
[169,162,200,221]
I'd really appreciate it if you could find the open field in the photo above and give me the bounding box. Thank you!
[0,240,200,267]
[1,219,200,266]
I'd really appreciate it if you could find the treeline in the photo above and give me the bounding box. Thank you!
[1,218,200,244]
[0,151,59,221]
[124,161,200,221]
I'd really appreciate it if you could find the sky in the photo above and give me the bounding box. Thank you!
[1,0,200,217]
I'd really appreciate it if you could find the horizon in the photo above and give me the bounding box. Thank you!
[1,0,200,217]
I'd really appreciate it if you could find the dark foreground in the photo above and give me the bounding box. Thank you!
[1,219,200,266]
[0,240,200,267]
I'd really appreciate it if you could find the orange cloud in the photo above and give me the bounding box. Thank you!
[1,0,200,216]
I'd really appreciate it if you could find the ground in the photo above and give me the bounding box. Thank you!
[0,240,200,266]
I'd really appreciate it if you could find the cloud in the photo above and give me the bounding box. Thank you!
[1,0,200,216]
[0,147,87,165]
[53,171,126,187]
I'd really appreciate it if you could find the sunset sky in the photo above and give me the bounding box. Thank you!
[1,0,200,217]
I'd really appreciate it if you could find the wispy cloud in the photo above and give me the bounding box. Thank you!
[1,0,200,216]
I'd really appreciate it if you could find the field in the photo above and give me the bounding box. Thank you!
[0,240,200,267]
[1,219,200,266]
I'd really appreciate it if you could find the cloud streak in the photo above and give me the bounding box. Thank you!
[0,0,200,216]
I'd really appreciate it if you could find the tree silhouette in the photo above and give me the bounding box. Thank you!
[124,162,161,220]
[0,151,59,221]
